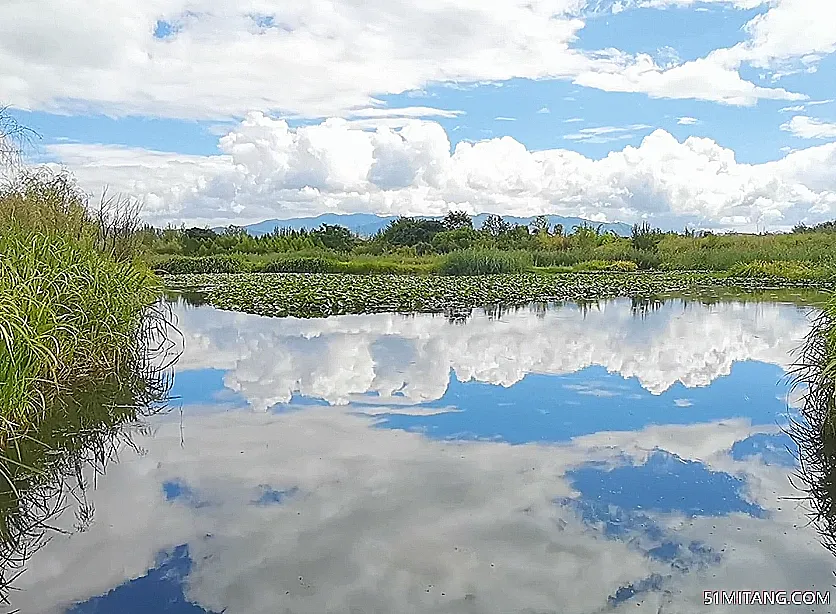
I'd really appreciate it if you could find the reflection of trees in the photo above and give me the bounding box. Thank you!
[787,304,836,556]
[630,297,666,320]
[0,303,178,611]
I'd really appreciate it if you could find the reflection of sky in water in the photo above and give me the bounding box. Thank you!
[11,298,835,614]
[365,361,790,443]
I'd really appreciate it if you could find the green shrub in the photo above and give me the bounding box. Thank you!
[437,249,533,275]
[259,256,342,274]
[154,255,246,274]
[727,260,834,281]
[574,260,638,272]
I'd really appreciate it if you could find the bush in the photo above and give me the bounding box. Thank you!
[727,260,834,281]
[154,255,247,274]
[259,256,343,274]
[574,260,638,272]
[437,249,533,275]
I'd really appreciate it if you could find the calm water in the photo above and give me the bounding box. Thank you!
[9,298,836,613]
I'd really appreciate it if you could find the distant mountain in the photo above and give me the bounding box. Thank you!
[221,213,632,237]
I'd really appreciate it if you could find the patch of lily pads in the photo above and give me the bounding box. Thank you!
[163,272,834,318]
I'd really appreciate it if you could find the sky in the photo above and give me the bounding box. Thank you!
[1,0,835,231]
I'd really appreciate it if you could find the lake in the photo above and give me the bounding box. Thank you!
[7,296,835,613]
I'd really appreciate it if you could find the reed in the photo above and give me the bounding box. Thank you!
[437,249,533,275]
[787,294,836,556]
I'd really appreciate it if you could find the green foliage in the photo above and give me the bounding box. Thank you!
[0,209,160,428]
[437,249,533,275]
[631,222,665,252]
[315,223,355,251]
[481,214,512,237]
[431,228,479,252]
[574,260,639,272]
[443,210,473,230]
[379,217,446,246]
[727,260,835,281]
[259,256,343,274]
[138,209,836,281]
[154,254,248,274]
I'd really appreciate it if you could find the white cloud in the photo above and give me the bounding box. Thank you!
[780,115,836,140]
[46,114,836,229]
[165,298,812,412]
[537,107,551,114]
[573,50,805,107]
[780,105,807,113]
[0,0,816,120]
[677,116,699,125]
[563,123,653,143]
[563,117,584,123]
[494,116,516,121]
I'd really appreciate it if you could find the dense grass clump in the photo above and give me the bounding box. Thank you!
[259,256,343,274]
[787,293,836,556]
[0,230,159,424]
[0,170,161,424]
[727,260,835,281]
[0,162,169,596]
[153,254,249,274]
[437,249,533,275]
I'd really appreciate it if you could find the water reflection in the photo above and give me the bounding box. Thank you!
[0,305,176,611]
[8,297,836,613]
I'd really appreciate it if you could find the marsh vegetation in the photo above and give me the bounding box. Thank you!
[144,213,836,281]
[0,128,174,602]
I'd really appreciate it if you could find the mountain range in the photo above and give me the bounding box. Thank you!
[219,213,633,237]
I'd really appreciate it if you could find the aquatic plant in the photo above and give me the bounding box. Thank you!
[437,249,533,275]
[164,271,835,320]
[727,260,835,281]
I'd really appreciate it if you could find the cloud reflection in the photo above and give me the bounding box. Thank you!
[170,299,814,412]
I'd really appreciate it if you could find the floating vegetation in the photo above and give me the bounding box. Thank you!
[164,272,835,319]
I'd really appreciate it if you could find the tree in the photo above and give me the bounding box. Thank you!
[431,228,478,252]
[381,217,445,246]
[530,215,550,235]
[631,221,664,252]
[443,210,473,230]
[314,223,355,251]
[482,214,511,237]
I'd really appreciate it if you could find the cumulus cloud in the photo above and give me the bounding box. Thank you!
[47,114,836,229]
[0,0,816,120]
[166,298,813,412]
[780,115,836,140]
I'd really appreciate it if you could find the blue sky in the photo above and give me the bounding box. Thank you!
[2,0,835,229]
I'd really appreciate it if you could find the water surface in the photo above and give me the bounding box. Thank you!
[10,297,835,613]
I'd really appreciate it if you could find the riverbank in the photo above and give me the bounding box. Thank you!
[164,271,835,319]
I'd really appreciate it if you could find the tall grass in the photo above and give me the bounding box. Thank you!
[437,249,533,275]
[787,294,836,556]
[0,162,169,597]
[0,230,159,426]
